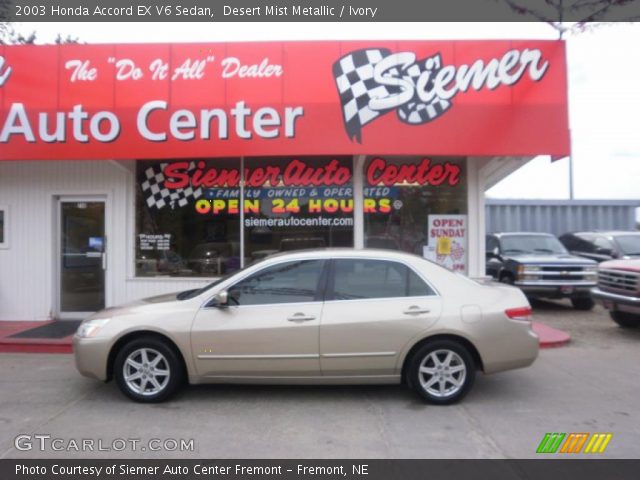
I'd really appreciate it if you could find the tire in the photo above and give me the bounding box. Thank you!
[408,339,476,405]
[499,274,514,285]
[610,311,640,329]
[114,336,184,403]
[571,297,595,311]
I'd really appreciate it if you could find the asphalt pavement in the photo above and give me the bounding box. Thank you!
[1,301,638,459]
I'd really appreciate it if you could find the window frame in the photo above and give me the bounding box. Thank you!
[0,205,8,249]
[207,258,330,308]
[324,257,439,302]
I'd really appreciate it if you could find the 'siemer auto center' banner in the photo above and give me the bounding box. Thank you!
[0,40,569,160]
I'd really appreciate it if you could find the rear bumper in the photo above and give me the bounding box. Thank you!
[591,287,640,314]
[475,317,540,375]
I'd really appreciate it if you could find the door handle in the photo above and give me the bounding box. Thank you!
[287,313,316,322]
[403,306,430,315]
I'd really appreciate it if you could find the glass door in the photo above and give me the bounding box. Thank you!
[58,199,106,318]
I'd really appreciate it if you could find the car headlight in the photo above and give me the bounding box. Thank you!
[76,319,110,338]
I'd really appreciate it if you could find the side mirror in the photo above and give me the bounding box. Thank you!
[212,290,229,307]
[486,247,500,259]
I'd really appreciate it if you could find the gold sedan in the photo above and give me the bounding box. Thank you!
[74,249,538,404]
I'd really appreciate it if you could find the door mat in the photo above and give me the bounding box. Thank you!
[9,321,81,339]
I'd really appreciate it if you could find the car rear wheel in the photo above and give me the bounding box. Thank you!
[610,311,640,329]
[114,337,183,402]
[408,340,476,405]
[571,298,595,311]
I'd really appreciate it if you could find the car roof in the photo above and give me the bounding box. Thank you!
[260,248,425,262]
[570,231,640,236]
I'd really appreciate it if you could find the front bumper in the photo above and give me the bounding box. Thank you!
[73,335,111,381]
[514,281,595,298]
[591,287,640,314]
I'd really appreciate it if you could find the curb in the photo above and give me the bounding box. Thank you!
[533,322,571,348]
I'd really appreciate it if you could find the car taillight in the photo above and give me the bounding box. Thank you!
[505,306,532,322]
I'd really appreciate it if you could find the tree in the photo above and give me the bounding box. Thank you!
[495,0,640,38]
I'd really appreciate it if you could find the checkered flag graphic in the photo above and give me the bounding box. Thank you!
[141,162,203,210]
[450,241,465,261]
[333,48,452,142]
[395,54,452,126]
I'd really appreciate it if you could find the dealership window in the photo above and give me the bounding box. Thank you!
[0,206,7,249]
[135,156,467,278]
[135,157,353,277]
[243,156,353,263]
[363,156,468,272]
[135,158,242,277]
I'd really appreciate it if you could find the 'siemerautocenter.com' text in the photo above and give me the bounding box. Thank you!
[14,434,194,452]
[244,217,353,227]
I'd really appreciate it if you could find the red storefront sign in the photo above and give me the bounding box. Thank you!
[0,40,569,160]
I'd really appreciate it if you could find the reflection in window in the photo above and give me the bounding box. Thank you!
[332,259,434,300]
[135,159,242,277]
[244,157,354,263]
[363,156,467,257]
[228,260,325,306]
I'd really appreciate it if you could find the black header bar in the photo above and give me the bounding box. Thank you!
[1,0,640,22]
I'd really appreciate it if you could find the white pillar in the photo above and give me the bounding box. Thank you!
[353,155,365,249]
[466,157,487,278]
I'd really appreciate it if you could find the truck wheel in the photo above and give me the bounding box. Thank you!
[610,311,640,329]
[499,274,514,285]
[571,298,594,311]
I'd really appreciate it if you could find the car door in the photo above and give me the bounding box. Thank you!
[319,258,442,377]
[191,259,327,378]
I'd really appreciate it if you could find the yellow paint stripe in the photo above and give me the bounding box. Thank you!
[560,434,576,453]
[590,434,606,454]
[598,434,612,453]
[584,434,598,453]
[572,434,589,453]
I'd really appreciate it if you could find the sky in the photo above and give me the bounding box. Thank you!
[9,21,640,206]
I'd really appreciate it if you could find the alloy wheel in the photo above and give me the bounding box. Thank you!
[418,349,467,398]
[123,348,171,396]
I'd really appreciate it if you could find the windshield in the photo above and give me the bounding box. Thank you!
[616,234,640,256]
[500,235,567,255]
[176,257,267,300]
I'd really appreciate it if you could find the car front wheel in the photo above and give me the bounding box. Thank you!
[114,337,183,402]
[610,311,640,329]
[408,340,476,405]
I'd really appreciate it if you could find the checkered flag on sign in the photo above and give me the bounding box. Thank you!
[141,162,203,210]
[332,48,452,143]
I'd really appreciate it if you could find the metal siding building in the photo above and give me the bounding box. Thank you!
[485,200,640,236]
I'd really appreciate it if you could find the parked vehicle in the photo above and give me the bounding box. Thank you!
[74,249,539,404]
[187,242,237,275]
[559,231,640,262]
[486,232,598,310]
[591,259,640,328]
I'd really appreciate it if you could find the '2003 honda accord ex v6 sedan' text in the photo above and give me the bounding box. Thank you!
[74,249,539,404]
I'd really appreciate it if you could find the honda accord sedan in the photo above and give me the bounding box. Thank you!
[74,249,539,404]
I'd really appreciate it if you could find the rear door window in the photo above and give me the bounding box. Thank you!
[330,259,435,300]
